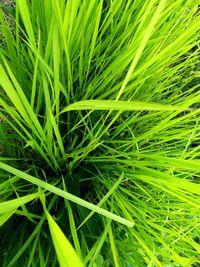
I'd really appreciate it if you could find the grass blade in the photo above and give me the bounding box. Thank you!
[61,100,187,113]
[45,209,84,267]
[0,193,38,214]
[0,162,134,227]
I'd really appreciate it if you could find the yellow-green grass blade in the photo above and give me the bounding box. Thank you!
[51,0,73,97]
[31,30,40,108]
[78,172,128,230]
[52,25,61,117]
[0,210,15,227]
[0,62,46,142]
[65,201,82,258]
[86,0,103,76]
[49,109,65,157]
[0,193,38,214]
[116,0,167,100]
[45,210,84,267]
[15,0,36,47]
[0,162,134,227]
[61,100,187,113]
[108,225,119,267]
[6,195,57,267]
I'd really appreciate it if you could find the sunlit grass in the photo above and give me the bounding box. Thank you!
[0,0,200,266]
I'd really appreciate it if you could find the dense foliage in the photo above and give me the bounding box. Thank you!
[0,0,200,266]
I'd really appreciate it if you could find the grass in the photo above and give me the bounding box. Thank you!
[0,0,200,266]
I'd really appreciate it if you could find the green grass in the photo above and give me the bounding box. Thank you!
[0,0,200,266]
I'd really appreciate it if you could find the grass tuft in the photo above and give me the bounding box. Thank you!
[0,0,200,266]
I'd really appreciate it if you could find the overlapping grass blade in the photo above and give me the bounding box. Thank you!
[0,162,134,227]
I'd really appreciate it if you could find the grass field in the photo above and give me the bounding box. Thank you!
[0,0,200,266]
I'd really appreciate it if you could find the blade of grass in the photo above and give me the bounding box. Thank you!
[0,210,15,226]
[0,162,134,227]
[61,100,187,113]
[45,209,84,267]
[0,192,38,214]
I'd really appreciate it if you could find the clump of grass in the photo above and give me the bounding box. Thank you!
[0,0,200,266]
